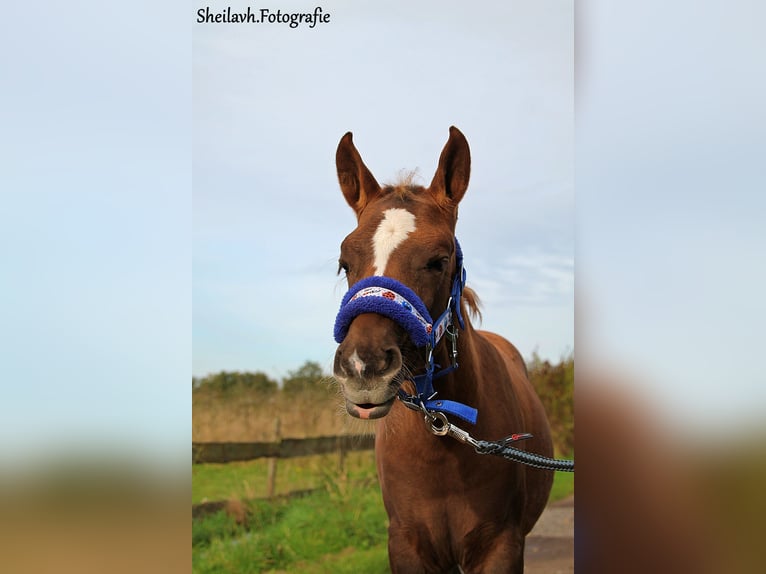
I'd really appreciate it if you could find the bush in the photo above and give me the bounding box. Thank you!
[282,361,330,395]
[528,351,574,455]
[194,370,278,395]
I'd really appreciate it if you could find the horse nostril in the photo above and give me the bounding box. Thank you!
[334,348,352,378]
[359,348,399,378]
[382,347,401,373]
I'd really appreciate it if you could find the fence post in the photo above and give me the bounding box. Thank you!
[267,418,281,498]
[337,435,347,473]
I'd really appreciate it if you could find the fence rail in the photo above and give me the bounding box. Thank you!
[192,434,375,464]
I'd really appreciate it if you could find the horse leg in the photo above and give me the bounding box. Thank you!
[461,530,525,574]
[387,524,446,574]
[387,533,425,574]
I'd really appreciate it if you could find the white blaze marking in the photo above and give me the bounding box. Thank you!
[372,208,416,275]
[349,349,366,377]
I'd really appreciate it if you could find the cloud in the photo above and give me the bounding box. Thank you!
[469,250,573,309]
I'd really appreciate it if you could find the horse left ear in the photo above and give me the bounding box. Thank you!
[428,126,471,205]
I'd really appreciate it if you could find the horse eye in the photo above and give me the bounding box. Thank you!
[426,257,449,273]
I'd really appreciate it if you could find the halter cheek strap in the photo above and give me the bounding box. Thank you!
[333,239,478,424]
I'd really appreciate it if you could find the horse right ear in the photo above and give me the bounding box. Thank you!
[336,132,381,215]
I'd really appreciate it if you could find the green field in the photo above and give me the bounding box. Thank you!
[193,481,389,573]
[192,452,574,573]
[193,451,377,504]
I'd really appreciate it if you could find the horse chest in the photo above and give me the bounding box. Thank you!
[376,426,522,516]
[378,446,526,572]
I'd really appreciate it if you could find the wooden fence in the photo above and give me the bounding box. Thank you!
[192,434,375,464]
[193,432,377,514]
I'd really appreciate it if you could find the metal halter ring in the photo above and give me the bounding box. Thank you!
[427,411,450,436]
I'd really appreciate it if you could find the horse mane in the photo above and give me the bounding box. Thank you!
[461,286,482,325]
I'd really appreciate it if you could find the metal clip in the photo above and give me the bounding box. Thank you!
[426,411,480,447]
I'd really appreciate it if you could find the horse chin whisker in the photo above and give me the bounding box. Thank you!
[342,412,379,437]
[332,388,379,437]
[394,363,417,395]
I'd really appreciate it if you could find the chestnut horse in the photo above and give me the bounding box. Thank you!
[332,127,554,573]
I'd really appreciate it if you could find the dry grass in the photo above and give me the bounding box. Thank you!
[192,384,377,442]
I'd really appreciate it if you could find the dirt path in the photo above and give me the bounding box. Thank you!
[524,496,574,573]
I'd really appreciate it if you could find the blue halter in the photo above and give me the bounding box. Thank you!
[333,239,478,424]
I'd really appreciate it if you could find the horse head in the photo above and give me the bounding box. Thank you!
[333,126,471,420]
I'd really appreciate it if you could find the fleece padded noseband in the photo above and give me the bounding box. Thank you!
[334,239,465,349]
[334,276,434,347]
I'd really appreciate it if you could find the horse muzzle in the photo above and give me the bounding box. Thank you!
[333,313,404,419]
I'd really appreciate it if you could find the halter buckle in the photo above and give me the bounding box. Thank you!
[447,323,459,369]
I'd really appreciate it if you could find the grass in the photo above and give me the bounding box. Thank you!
[193,452,573,573]
[549,465,575,503]
[193,390,352,443]
[193,479,389,573]
[192,451,377,504]
[194,450,573,505]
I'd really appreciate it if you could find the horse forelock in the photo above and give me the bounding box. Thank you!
[380,172,454,212]
[383,169,421,195]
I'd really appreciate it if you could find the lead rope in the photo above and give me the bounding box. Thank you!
[399,320,575,472]
[421,410,575,472]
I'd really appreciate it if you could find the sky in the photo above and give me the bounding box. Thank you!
[193,0,575,381]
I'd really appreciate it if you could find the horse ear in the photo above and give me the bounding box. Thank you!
[428,126,471,205]
[336,132,381,215]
